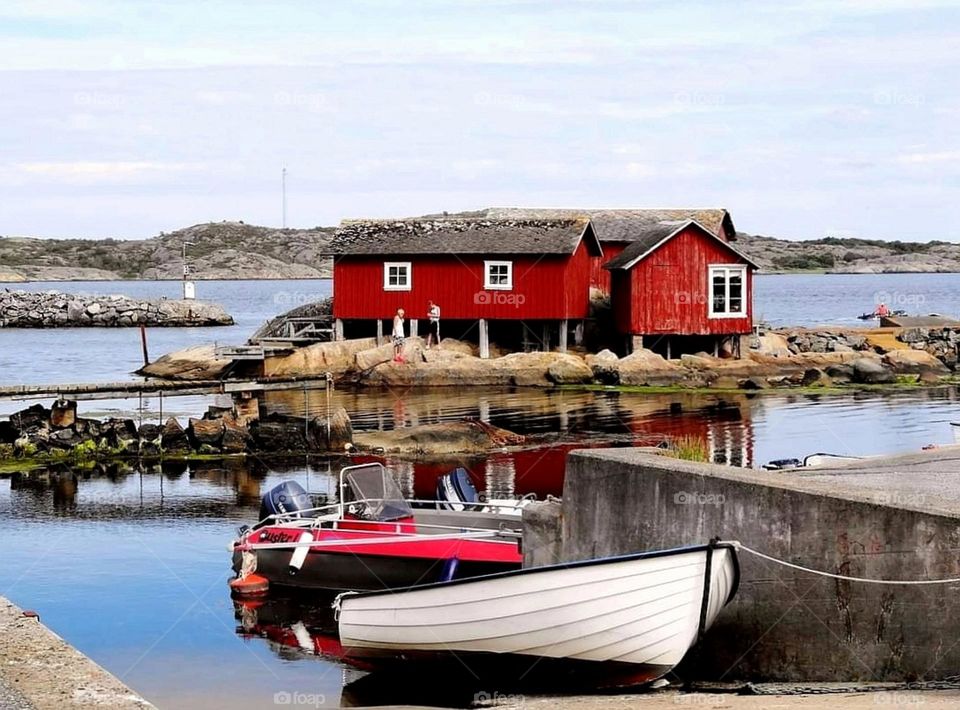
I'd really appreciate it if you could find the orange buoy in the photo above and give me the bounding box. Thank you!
[229,573,269,597]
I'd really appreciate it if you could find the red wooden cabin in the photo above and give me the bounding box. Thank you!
[604,220,757,358]
[329,217,603,357]
[483,207,738,294]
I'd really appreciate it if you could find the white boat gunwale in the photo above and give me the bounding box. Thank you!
[335,540,741,641]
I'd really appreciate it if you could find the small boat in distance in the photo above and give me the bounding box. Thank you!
[230,464,525,593]
[763,452,863,470]
[335,540,739,688]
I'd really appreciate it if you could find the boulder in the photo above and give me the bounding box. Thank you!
[585,349,620,384]
[221,421,251,453]
[10,403,50,433]
[851,357,895,384]
[883,349,950,375]
[139,344,234,380]
[250,419,309,452]
[0,420,17,444]
[800,368,829,386]
[618,348,682,386]
[546,354,593,384]
[308,407,353,451]
[188,418,224,449]
[138,423,162,455]
[161,418,191,452]
[102,418,139,451]
[264,337,376,377]
[50,399,77,429]
[825,364,855,383]
[739,377,769,390]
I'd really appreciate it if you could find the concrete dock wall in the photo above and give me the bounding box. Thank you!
[548,448,960,682]
[0,597,154,709]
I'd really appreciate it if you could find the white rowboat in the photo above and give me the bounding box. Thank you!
[335,541,739,687]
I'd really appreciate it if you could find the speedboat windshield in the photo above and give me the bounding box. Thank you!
[345,467,413,521]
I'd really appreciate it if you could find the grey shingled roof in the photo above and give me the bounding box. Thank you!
[480,207,736,243]
[330,217,600,256]
[604,220,759,270]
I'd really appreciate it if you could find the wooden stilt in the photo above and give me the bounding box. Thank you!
[479,319,490,359]
[666,337,672,360]
[376,319,383,346]
[334,319,344,341]
[558,319,568,353]
[631,335,644,354]
[574,321,584,346]
[541,323,551,352]
[410,319,418,337]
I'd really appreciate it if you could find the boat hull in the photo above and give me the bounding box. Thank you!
[236,548,518,592]
[338,542,739,684]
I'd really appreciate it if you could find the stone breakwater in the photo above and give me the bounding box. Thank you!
[0,289,234,327]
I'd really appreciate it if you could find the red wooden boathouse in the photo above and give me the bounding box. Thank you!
[329,217,603,357]
[483,207,738,294]
[604,219,758,357]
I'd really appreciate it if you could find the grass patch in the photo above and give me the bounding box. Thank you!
[666,435,710,463]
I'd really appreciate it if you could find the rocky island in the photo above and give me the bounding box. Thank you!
[2,219,959,281]
[0,289,233,327]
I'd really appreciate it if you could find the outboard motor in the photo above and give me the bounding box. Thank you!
[436,468,480,510]
[258,480,311,525]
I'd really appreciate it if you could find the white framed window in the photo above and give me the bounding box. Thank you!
[484,260,513,290]
[708,265,747,318]
[383,262,411,291]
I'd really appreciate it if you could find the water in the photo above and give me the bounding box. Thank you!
[3,274,960,707]
[753,272,960,327]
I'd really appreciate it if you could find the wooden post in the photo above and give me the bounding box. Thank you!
[334,318,344,341]
[666,337,672,360]
[479,319,489,359]
[410,319,418,337]
[630,335,644,353]
[558,319,568,353]
[376,319,383,346]
[139,324,149,366]
[541,323,551,352]
[574,321,584,346]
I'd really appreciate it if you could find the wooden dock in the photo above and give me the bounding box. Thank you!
[0,376,335,402]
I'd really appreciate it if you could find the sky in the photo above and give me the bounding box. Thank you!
[0,0,958,241]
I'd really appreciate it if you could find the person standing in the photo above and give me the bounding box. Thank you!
[392,308,406,362]
[426,300,441,349]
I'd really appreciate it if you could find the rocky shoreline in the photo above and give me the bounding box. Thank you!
[141,324,955,392]
[0,289,233,327]
[0,398,537,468]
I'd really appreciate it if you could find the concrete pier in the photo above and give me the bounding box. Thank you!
[0,597,154,709]
[526,447,960,683]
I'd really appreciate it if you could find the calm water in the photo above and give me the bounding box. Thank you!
[3,275,960,707]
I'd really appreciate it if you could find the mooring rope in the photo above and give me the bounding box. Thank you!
[736,543,960,585]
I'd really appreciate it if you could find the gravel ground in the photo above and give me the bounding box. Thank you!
[0,677,32,710]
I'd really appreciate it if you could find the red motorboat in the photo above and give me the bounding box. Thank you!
[230,464,524,593]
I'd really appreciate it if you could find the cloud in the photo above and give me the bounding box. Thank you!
[8,161,207,184]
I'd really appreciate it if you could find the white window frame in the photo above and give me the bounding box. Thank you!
[708,264,747,318]
[484,260,513,290]
[383,261,412,291]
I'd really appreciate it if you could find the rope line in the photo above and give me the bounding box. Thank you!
[737,543,960,585]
